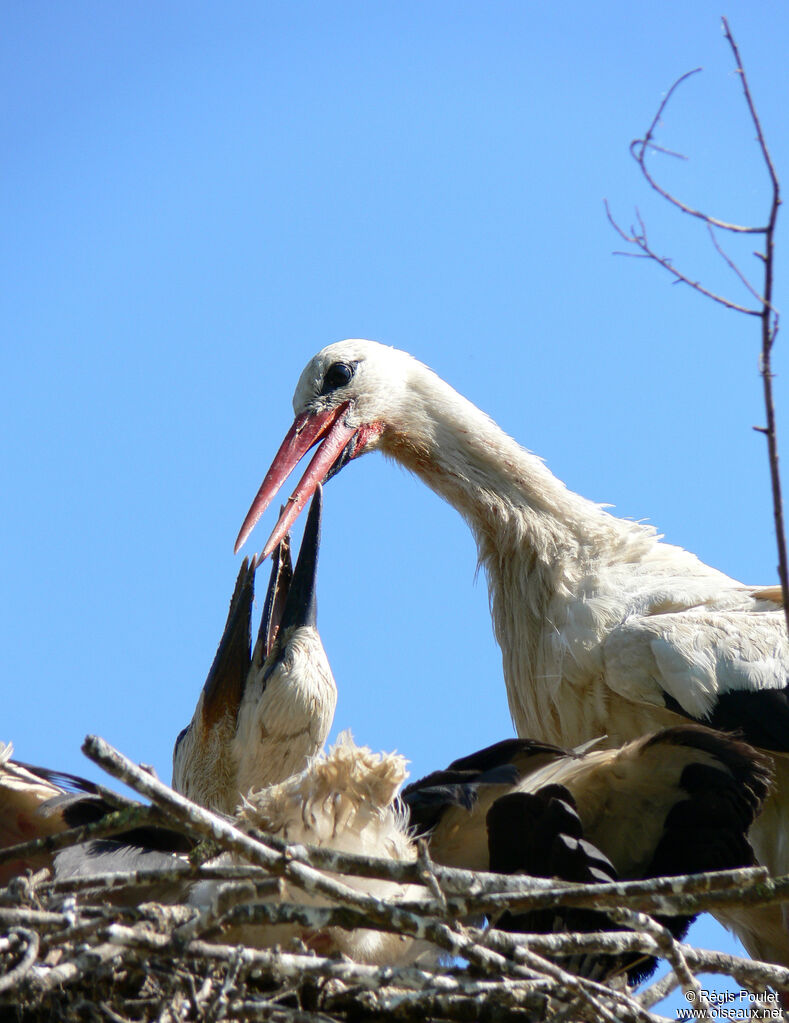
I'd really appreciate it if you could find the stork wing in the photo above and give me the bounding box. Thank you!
[603,609,789,751]
[401,738,566,837]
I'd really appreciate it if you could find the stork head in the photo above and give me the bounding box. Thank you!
[235,340,422,557]
[174,488,332,810]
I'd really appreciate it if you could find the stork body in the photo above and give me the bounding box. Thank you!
[235,339,789,964]
[0,742,192,899]
[405,724,770,981]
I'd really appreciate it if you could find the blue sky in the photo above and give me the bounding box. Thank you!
[4,2,789,1009]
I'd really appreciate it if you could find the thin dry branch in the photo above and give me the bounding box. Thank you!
[604,202,762,316]
[628,66,761,235]
[607,18,787,625]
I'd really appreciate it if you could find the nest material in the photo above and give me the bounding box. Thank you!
[1,735,788,1023]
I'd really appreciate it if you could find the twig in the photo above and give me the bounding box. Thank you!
[604,202,762,316]
[0,803,173,872]
[610,909,712,1020]
[0,929,39,993]
[720,15,789,625]
[607,18,787,624]
[629,67,761,235]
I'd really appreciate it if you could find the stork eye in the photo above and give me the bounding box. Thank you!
[321,361,354,394]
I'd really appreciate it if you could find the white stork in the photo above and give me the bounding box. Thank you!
[173,489,336,813]
[0,493,769,975]
[233,338,789,966]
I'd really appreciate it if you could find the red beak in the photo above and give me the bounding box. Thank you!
[234,402,357,558]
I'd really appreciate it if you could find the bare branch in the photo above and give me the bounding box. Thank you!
[629,67,763,234]
[706,224,765,305]
[718,15,789,624]
[608,18,787,625]
[604,201,762,315]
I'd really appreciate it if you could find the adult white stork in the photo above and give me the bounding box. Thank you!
[233,338,789,966]
[174,489,336,813]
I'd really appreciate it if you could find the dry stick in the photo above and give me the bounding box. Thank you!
[0,907,89,929]
[604,202,762,317]
[174,877,284,943]
[482,924,789,996]
[720,15,789,625]
[707,224,764,305]
[223,1006,337,1023]
[246,825,561,896]
[25,940,126,995]
[414,868,789,923]
[638,968,682,1011]
[415,837,447,910]
[0,928,39,994]
[610,909,712,1021]
[629,66,760,235]
[475,926,662,1023]
[190,814,774,913]
[191,898,665,970]
[37,911,129,957]
[306,987,552,1023]
[186,940,526,996]
[609,19,786,623]
[37,862,274,897]
[0,802,172,872]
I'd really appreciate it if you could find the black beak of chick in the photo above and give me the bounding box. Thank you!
[258,486,322,680]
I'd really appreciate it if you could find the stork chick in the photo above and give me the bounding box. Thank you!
[234,339,789,965]
[194,732,426,965]
[174,488,336,813]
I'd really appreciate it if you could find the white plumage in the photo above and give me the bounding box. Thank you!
[235,338,789,965]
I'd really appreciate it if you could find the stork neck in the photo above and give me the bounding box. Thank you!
[384,373,614,573]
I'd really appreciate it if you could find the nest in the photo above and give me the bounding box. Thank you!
[1,734,788,1023]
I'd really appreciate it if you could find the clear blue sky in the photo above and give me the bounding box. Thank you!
[4,2,788,1010]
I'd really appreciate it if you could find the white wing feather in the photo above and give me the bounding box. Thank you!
[604,609,789,719]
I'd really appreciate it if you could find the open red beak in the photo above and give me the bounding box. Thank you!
[234,402,357,558]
